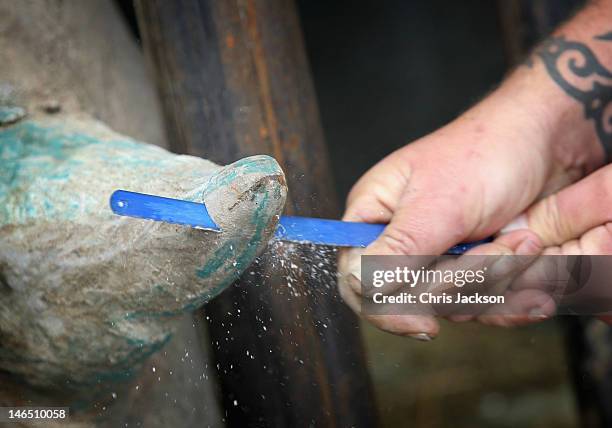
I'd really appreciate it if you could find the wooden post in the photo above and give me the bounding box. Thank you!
[135,0,378,426]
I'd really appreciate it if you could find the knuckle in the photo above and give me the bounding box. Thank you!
[594,223,612,254]
[380,226,420,255]
[531,194,571,246]
[337,274,352,298]
[596,168,612,206]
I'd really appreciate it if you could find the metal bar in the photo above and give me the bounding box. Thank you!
[135,0,378,426]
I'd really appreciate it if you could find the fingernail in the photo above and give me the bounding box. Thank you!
[346,252,364,295]
[516,238,541,255]
[528,307,548,321]
[500,214,528,234]
[347,273,363,295]
[408,333,434,342]
[346,248,363,281]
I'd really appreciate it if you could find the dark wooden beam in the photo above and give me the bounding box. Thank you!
[135,0,378,426]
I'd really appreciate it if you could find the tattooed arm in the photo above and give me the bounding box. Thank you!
[337,0,612,338]
[522,0,612,166]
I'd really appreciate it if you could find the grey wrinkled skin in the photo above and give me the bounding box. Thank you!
[0,113,286,399]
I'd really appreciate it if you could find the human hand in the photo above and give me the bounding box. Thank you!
[338,65,605,339]
[477,161,612,325]
[434,162,612,327]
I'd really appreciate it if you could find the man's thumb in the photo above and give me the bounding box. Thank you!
[364,195,471,256]
[509,166,612,247]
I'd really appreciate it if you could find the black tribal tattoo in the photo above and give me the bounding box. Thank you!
[529,33,612,157]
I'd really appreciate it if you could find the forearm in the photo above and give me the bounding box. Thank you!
[498,0,612,175]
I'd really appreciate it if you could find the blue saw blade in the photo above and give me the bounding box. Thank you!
[110,190,221,231]
[109,190,489,253]
[276,216,384,247]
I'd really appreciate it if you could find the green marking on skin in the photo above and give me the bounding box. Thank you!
[195,156,280,200]
[0,327,170,390]
[1,118,283,394]
[0,106,26,125]
[62,333,172,390]
[122,157,280,321]
[194,190,272,296]
[0,119,194,223]
[0,121,99,222]
[123,188,275,321]
[196,192,270,279]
